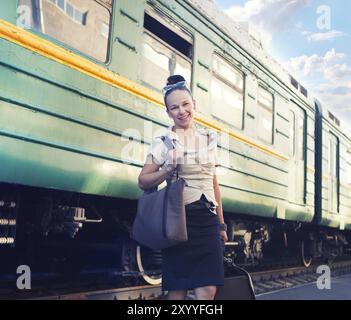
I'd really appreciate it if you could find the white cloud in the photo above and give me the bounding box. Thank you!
[284,48,346,76]
[220,0,350,125]
[324,48,347,62]
[223,0,309,51]
[315,82,351,95]
[286,54,323,76]
[225,0,309,36]
[324,63,351,81]
[315,85,351,125]
[220,1,351,127]
[285,50,351,125]
[307,30,346,42]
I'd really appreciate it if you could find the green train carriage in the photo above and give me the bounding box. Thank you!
[0,0,350,281]
[317,103,351,229]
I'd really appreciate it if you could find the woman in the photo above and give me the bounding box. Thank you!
[138,75,228,300]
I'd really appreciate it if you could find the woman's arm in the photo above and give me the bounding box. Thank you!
[138,155,176,190]
[213,174,224,223]
[213,174,228,242]
[138,155,169,190]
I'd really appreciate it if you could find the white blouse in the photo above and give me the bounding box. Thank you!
[147,126,219,208]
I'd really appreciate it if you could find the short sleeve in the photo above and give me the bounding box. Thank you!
[208,130,220,167]
[147,137,168,165]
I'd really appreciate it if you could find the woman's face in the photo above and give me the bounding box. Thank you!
[166,89,196,129]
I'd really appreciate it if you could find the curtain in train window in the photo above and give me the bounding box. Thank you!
[141,9,192,92]
[17,0,113,62]
[257,86,273,144]
[210,55,244,128]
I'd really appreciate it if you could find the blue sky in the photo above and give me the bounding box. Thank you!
[215,0,351,127]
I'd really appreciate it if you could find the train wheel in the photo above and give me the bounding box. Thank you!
[301,240,313,268]
[136,245,162,285]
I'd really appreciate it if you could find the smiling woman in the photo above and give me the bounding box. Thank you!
[137,75,227,300]
[1,0,351,301]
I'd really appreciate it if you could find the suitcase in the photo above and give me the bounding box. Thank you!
[215,265,256,300]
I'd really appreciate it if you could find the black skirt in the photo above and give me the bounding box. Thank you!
[161,196,225,291]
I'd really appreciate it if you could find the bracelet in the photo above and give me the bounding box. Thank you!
[219,223,227,232]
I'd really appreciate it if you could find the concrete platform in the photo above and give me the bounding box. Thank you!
[256,274,351,300]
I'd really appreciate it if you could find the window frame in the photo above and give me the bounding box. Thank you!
[144,4,193,44]
[16,0,115,65]
[210,52,245,130]
[140,5,194,92]
[257,84,275,145]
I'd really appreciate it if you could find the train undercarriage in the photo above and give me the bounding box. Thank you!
[0,183,350,290]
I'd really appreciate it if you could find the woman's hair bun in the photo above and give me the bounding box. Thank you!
[166,75,185,86]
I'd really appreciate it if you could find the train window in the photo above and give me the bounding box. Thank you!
[290,76,298,89]
[257,86,273,144]
[210,55,244,128]
[141,8,192,91]
[289,111,295,156]
[300,85,308,98]
[212,56,243,90]
[17,0,113,62]
[328,111,340,127]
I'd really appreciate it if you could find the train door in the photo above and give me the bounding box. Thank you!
[328,133,339,213]
[289,106,306,204]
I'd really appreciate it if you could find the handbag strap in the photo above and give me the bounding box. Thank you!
[160,136,179,183]
[161,130,211,183]
[161,131,210,182]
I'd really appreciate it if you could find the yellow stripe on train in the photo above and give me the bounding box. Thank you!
[0,18,289,162]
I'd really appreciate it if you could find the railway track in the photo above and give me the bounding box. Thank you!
[252,259,351,296]
[2,259,351,300]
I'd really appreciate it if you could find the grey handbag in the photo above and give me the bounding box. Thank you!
[132,137,188,250]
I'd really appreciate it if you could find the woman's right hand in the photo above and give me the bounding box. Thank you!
[138,150,183,190]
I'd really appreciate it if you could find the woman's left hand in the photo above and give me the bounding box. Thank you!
[220,230,228,243]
